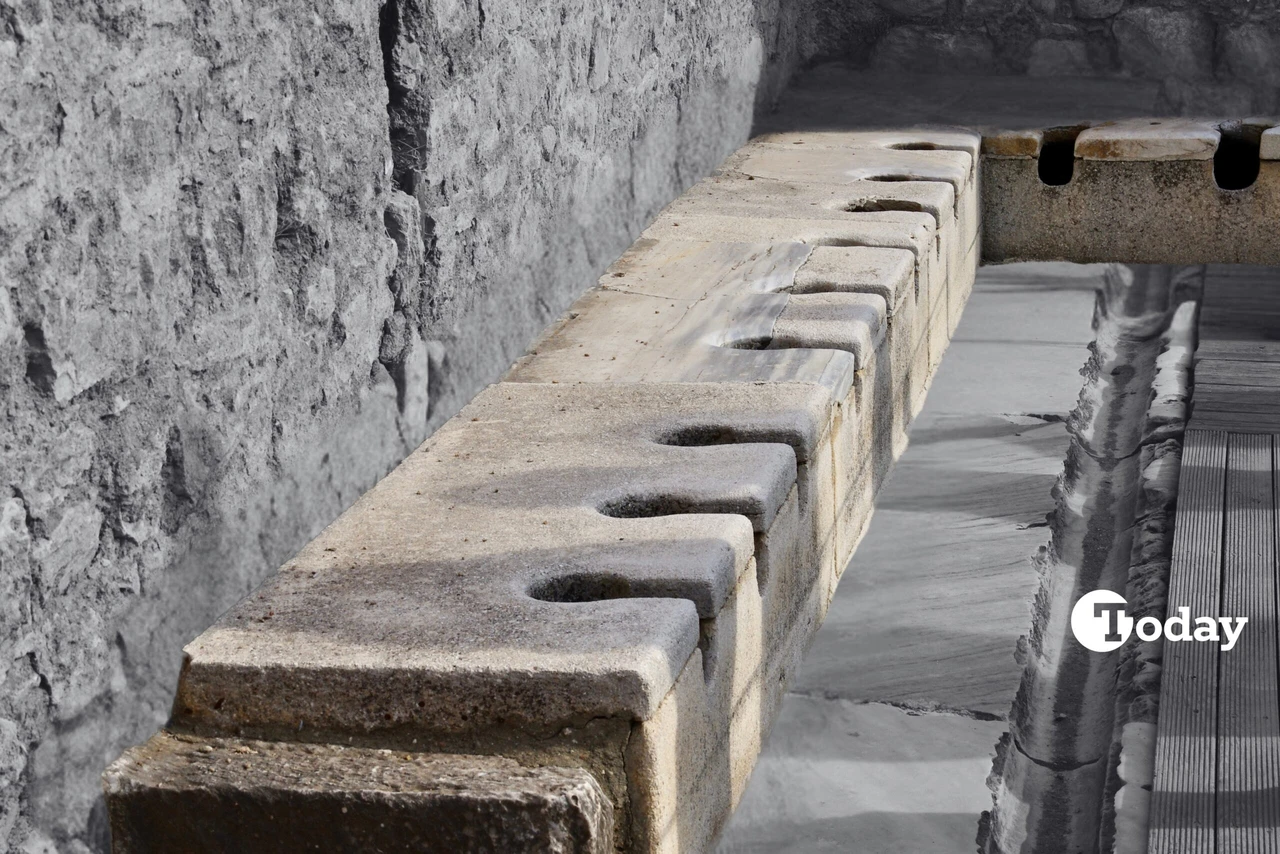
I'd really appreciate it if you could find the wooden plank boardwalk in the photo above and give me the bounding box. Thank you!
[1150,266,1280,853]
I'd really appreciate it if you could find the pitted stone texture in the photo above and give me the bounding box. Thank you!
[1075,119,1220,161]
[2,4,407,850]
[1112,7,1214,83]
[105,732,613,854]
[981,128,1047,159]
[1263,127,1280,160]
[173,381,834,737]
[381,0,811,427]
[983,137,1280,265]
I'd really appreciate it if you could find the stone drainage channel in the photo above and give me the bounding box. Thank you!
[719,263,1198,854]
[982,265,1197,854]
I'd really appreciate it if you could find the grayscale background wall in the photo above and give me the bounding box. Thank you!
[821,0,1280,113]
[1,0,1277,851]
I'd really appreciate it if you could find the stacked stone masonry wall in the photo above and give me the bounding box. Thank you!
[813,0,1280,114]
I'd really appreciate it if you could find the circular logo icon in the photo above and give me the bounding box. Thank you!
[1071,589,1132,653]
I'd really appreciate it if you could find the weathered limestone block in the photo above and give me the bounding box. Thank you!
[105,732,614,854]
[728,135,980,332]
[126,381,841,853]
[103,128,981,853]
[1075,119,1220,161]
[508,241,861,391]
[1262,127,1280,161]
[983,119,1280,264]
[645,169,946,392]
[656,132,981,371]
[792,245,916,312]
[506,241,955,617]
[506,237,885,590]
[773,292,887,364]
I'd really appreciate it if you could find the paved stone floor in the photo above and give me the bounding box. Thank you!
[717,263,1103,853]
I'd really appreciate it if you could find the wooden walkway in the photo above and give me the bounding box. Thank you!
[1149,266,1280,853]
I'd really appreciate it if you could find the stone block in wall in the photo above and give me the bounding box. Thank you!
[1074,0,1125,21]
[378,0,789,431]
[1027,38,1094,76]
[963,0,1029,21]
[1219,24,1278,82]
[1218,24,1280,112]
[871,0,948,21]
[1112,7,1214,82]
[870,26,997,74]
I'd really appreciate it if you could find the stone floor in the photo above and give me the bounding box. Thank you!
[717,263,1103,853]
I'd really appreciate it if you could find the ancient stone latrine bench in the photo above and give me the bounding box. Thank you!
[104,120,1280,852]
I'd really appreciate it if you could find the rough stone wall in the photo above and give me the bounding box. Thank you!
[380,0,811,425]
[814,0,1280,114]
[0,1,812,851]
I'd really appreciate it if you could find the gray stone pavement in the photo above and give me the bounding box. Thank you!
[717,263,1104,853]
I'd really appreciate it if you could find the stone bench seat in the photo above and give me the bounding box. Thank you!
[107,131,984,853]
[100,108,1280,853]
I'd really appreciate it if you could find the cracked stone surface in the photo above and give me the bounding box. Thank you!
[717,262,1101,852]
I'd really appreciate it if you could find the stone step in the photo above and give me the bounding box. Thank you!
[105,732,614,854]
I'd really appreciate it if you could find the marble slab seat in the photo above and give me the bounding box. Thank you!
[982,118,1280,265]
[105,129,979,853]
